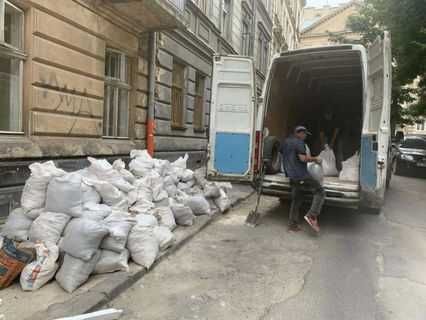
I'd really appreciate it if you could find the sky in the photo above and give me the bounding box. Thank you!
[306,0,351,7]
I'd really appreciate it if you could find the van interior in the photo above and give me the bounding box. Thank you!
[264,46,364,187]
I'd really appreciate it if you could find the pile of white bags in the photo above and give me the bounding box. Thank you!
[339,153,360,182]
[0,150,233,293]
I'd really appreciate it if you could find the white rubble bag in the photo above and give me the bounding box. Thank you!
[93,249,129,274]
[339,153,360,182]
[55,251,101,293]
[203,182,221,199]
[153,226,175,251]
[82,203,112,221]
[127,178,154,205]
[153,159,172,177]
[152,207,176,230]
[214,189,231,213]
[1,208,33,241]
[135,214,158,227]
[45,172,85,217]
[85,178,127,207]
[170,203,195,226]
[61,218,109,261]
[112,159,136,184]
[25,208,44,220]
[130,200,155,215]
[184,195,211,216]
[21,161,65,211]
[29,212,71,245]
[20,243,59,291]
[127,225,159,269]
[101,212,135,253]
[319,145,339,176]
[129,150,155,177]
[87,157,134,193]
[308,162,324,185]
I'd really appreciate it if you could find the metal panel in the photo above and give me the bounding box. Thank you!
[214,132,251,174]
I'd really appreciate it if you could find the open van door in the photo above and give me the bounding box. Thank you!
[360,32,392,208]
[207,55,256,181]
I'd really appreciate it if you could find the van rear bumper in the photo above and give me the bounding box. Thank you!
[262,178,360,209]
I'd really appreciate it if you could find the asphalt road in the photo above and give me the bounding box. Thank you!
[110,175,426,320]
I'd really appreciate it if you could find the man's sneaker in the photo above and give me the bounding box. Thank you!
[304,214,320,233]
[288,224,301,232]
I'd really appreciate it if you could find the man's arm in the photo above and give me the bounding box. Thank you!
[298,153,321,164]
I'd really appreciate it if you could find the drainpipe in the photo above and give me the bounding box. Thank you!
[146,31,157,156]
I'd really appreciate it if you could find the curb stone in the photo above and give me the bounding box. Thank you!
[27,184,254,320]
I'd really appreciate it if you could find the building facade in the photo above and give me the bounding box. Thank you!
[0,0,302,219]
[300,1,360,48]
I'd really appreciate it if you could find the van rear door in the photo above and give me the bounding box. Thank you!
[360,32,392,204]
[207,55,256,181]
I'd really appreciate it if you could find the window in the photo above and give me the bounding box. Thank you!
[103,49,131,137]
[0,1,24,133]
[171,60,186,128]
[257,26,270,75]
[221,0,232,40]
[241,5,253,56]
[193,72,205,130]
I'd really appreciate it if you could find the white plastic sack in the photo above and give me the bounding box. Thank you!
[181,169,194,182]
[172,153,188,169]
[21,161,65,211]
[135,213,158,227]
[152,207,176,230]
[29,212,71,245]
[184,195,211,216]
[319,145,338,176]
[130,200,155,215]
[82,203,112,221]
[25,208,44,220]
[129,150,155,177]
[339,153,360,182]
[20,243,59,291]
[128,179,153,205]
[127,225,159,269]
[94,249,129,274]
[308,162,324,185]
[153,159,171,177]
[112,159,136,184]
[61,218,108,261]
[1,208,33,241]
[86,178,126,207]
[214,189,231,213]
[194,168,208,188]
[55,251,100,293]
[45,172,84,217]
[171,204,195,226]
[101,213,135,253]
[153,226,175,251]
[81,180,101,205]
[204,183,221,199]
[177,180,195,191]
[87,157,134,193]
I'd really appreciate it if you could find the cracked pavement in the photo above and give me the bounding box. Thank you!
[110,175,426,320]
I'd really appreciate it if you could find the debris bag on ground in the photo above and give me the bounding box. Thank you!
[61,218,109,261]
[88,157,134,193]
[20,243,59,291]
[194,168,208,188]
[55,251,100,293]
[112,159,136,184]
[81,179,101,205]
[184,195,211,216]
[135,214,158,227]
[45,172,84,217]
[130,200,155,215]
[181,169,194,182]
[308,162,324,185]
[153,159,171,177]
[25,208,44,220]
[29,212,71,245]
[127,225,159,269]
[101,212,135,253]
[214,189,231,213]
[339,153,360,182]
[1,208,33,241]
[153,226,175,251]
[129,150,154,177]
[152,207,176,230]
[93,249,129,274]
[319,145,339,176]
[86,178,127,207]
[0,238,35,289]
[128,179,153,205]
[170,203,195,226]
[21,161,65,211]
[82,203,112,221]
[204,182,221,199]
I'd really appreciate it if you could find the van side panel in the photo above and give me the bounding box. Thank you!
[360,134,378,189]
[215,132,250,174]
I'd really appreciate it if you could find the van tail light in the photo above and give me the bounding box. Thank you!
[254,130,262,174]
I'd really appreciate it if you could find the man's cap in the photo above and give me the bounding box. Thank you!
[294,126,312,135]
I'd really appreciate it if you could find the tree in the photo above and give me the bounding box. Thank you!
[329,0,426,127]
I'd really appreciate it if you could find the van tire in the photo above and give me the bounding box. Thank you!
[263,136,281,174]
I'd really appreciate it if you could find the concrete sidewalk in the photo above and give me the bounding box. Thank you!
[1,184,254,320]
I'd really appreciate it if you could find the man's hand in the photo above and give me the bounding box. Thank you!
[314,157,322,165]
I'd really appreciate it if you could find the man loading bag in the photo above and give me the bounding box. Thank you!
[281,126,325,233]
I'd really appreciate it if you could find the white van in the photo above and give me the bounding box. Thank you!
[208,33,392,212]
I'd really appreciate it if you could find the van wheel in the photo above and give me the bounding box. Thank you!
[263,136,281,174]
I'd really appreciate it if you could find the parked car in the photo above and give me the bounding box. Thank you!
[394,136,426,176]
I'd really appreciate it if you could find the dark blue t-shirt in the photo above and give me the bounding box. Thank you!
[281,136,309,180]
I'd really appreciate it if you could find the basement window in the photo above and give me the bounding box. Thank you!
[0,0,24,133]
[104,49,131,138]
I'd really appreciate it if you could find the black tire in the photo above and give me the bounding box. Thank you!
[263,136,282,174]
